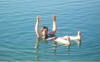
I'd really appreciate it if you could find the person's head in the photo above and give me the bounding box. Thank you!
[41,26,48,38]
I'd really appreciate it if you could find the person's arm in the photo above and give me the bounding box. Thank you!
[50,15,57,34]
[35,16,41,37]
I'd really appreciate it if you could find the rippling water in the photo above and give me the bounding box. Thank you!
[0,0,100,61]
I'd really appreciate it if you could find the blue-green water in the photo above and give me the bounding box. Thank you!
[0,0,100,61]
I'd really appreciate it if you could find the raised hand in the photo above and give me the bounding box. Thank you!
[53,15,56,21]
[37,16,40,22]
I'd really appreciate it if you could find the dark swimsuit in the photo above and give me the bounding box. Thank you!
[41,33,56,39]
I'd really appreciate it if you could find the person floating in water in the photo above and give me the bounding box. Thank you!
[35,15,81,48]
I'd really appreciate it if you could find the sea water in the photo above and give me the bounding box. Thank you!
[0,0,100,61]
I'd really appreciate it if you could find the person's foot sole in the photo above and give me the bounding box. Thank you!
[78,31,81,40]
[66,36,71,48]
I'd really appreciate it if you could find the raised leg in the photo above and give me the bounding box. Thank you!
[63,31,81,41]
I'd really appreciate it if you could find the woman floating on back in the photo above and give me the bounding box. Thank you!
[35,15,81,48]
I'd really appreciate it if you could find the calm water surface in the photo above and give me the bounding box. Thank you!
[0,0,100,61]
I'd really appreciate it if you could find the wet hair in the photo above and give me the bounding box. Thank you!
[41,26,48,32]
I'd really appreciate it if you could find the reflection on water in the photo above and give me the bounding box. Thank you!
[52,40,57,55]
[74,40,81,47]
[34,48,40,61]
[34,37,81,59]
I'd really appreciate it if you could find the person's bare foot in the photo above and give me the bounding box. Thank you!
[78,31,81,40]
[66,36,71,48]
